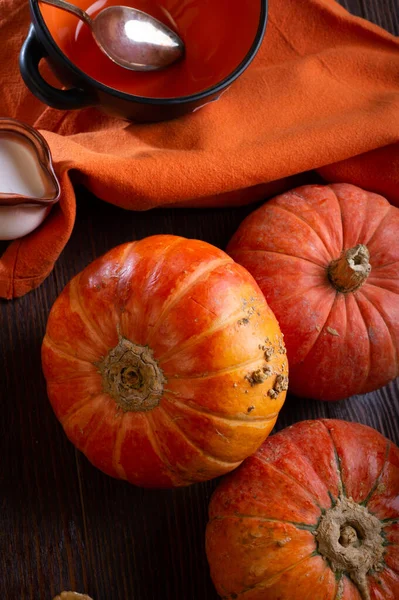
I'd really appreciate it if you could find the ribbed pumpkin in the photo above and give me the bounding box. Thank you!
[228,184,399,401]
[42,235,288,488]
[206,419,399,600]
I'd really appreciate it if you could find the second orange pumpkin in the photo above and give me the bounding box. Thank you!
[206,419,399,600]
[228,184,399,401]
[42,235,288,487]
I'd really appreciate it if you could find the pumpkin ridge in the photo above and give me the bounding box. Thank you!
[162,393,279,423]
[80,403,110,454]
[146,257,232,346]
[58,392,104,426]
[358,290,399,376]
[383,563,399,578]
[363,205,393,248]
[271,203,334,261]
[163,355,271,381]
[333,186,390,250]
[222,551,319,599]
[371,259,399,271]
[259,550,321,590]
[111,413,128,480]
[211,481,319,528]
[265,283,332,308]
[374,566,399,587]
[159,404,242,467]
[231,248,326,269]
[144,412,187,486]
[209,513,317,532]
[320,422,346,498]
[122,236,184,342]
[70,275,111,352]
[157,306,252,363]
[294,187,343,258]
[252,454,324,511]
[290,291,338,366]
[363,443,392,507]
[61,393,106,432]
[44,370,93,384]
[365,281,399,296]
[353,295,372,394]
[281,435,338,507]
[43,335,94,366]
[330,186,345,257]
[290,187,344,256]
[111,240,138,298]
[333,186,361,251]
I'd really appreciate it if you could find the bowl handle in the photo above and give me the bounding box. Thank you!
[19,25,96,111]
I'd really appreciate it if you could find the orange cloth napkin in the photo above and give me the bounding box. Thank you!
[0,0,398,299]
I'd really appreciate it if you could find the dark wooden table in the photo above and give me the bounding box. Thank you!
[1,2,398,599]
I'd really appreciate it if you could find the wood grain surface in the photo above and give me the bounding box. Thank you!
[0,2,398,599]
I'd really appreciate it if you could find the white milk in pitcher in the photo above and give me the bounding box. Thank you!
[0,133,53,198]
[0,129,58,240]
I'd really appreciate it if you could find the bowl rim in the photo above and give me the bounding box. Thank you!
[31,0,268,104]
[0,118,61,207]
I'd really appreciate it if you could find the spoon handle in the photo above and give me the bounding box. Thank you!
[39,0,92,28]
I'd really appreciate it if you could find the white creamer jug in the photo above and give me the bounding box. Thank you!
[0,118,60,240]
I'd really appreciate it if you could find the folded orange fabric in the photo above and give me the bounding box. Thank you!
[0,0,398,299]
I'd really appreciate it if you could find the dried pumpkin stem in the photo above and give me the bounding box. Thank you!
[328,244,371,293]
[315,497,385,600]
[98,337,165,412]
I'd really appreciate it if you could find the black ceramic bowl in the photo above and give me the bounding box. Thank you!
[20,0,267,123]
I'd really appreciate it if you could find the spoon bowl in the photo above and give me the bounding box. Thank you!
[93,6,184,71]
[40,0,185,71]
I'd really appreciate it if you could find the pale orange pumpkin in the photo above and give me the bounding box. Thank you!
[228,183,399,401]
[206,419,399,600]
[42,235,288,488]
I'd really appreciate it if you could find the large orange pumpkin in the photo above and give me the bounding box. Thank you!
[206,419,399,600]
[228,184,399,401]
[42,235,288,488]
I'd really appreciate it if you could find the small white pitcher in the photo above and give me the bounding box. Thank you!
[0,118,60,240]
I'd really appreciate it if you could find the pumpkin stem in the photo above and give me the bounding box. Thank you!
[315,497,385,600]
[328,244,371,293]
[97,337,165,412]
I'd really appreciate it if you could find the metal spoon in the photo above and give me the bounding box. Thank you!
[40,0,185,71]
